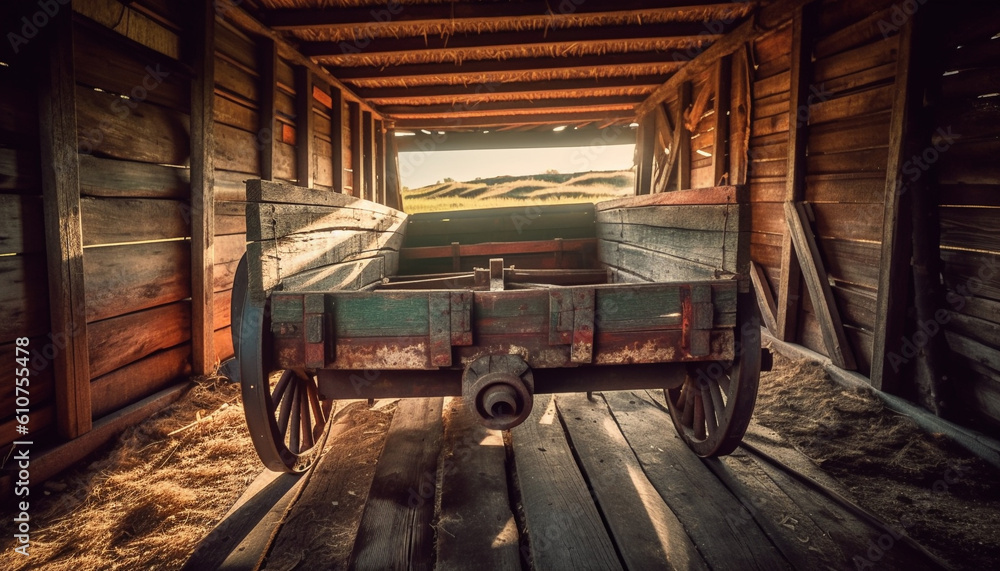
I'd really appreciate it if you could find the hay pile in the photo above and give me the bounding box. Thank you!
[1,378,260,570]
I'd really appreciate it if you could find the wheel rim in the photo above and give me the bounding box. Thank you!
[666,291,761,457]
[235,259,333,472]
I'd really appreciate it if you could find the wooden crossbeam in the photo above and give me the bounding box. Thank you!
[393,110,636,129]
[264,1,749,29]
[784,202,856,370]
[356,76,666,100]
[326,51,705,80]
[301,22,730,58]
[378,95,645,116]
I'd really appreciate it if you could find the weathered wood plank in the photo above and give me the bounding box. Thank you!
[0,148,41,192]
[751,261,778,334]
[557,392,709,570]
[785,202,857,370]
[295,66,314,188]
[597,223,740,274]
[90,344,191,419]
[247,202,404,241]
[599,240,726,282]
[511,394,622,570]
[281,257,386,292]
[0,256,50,343]
[76,84,190,166]
[349,397,443,571]
[249,219,405,300]
[191,0,215,375]
[40,12,92,438]
[84,240,191,322]
[596,185,741,211]
[602,391,790,570]
[88,300,191,379]
[78,154,190,198]
[81,197,188,246]
[808,84,895,125]
[436,399,521,570]
[0,194,44,254]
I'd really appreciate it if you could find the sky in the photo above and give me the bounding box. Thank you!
[397,143,636,189]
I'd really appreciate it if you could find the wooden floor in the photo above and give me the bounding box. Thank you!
[188,391,944,570]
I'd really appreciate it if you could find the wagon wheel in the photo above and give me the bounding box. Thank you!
[666,291,761,457]
[233,255,333,473]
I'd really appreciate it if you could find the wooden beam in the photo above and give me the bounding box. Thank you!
[636,0,818,117]
[375,121,386,205]
[330,86,344,193]
[635,112,655,195]
[37,10,91,438]
[750,261,778,334]
[677,81,692,190]
[871,21,917,393]
[191,0,216,375]
[385,128,402,210]
[216,0,382,118]
[785,202,857,370]
[295,66,314,188]
[325,51,702,80]
[362,111,375,202]
[776,6,811,342]
[712,56,731,185]
[349,101,363,197]
[378,95,645,115]
[258,37,277,181]
[394,125,637,152]
[355,76,667,100]
[265,1,750,29]
[394,110,636,130]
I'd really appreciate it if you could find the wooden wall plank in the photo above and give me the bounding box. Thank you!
[330,87,345,193]
[362,110,375,202]
[88,301,191,379]
[81,197,188,246]
[78,155,189,198]
[191,0,215,374]
[0,256,50,343]
[90,343,191,419]
[84,241,190,322]
[39,12,92,438]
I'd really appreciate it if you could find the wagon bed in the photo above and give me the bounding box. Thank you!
[233,179,762,472]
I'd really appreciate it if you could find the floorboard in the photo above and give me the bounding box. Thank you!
[348,397,444,571]
[557,392,710,570]
[436,398,521,570]
[511,394,623,571]
[599,391,788,571]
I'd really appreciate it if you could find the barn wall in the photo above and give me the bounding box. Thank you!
[633,0,1000,437]
[0,0,389,482]
[930,3,1000,428]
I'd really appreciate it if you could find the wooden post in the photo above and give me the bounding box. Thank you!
[635,112,655,195]
[776,6,811,342]
[872,20,917,393]
[385,127,403,210]
[729,47,751,186]
[375,120,386,205]
[363,110,375,202]
[712,56,731,186]
[349,101,363,197]
[330,87,344,193]
[38,11,91,437]
[259,37,277,181]
[191,0,216,375]
[677,81,692,191]
[295,66,314,188]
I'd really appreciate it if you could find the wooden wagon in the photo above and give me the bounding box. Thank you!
[232,179,764,473]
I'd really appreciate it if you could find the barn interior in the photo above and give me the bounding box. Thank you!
[1,0,999,564]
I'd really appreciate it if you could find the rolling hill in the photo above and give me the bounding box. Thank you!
[400,169,635,213]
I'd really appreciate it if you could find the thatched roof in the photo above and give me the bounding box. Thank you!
[251,0,760,128]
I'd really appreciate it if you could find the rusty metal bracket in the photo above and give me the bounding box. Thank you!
[681,284,713,357]
[428,291,474,367]
[548,288,595,363]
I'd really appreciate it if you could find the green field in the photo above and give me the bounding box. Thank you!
[400,170,635,213]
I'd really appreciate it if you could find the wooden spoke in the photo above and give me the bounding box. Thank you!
[235,254,334,473]
[665,291,761,457]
